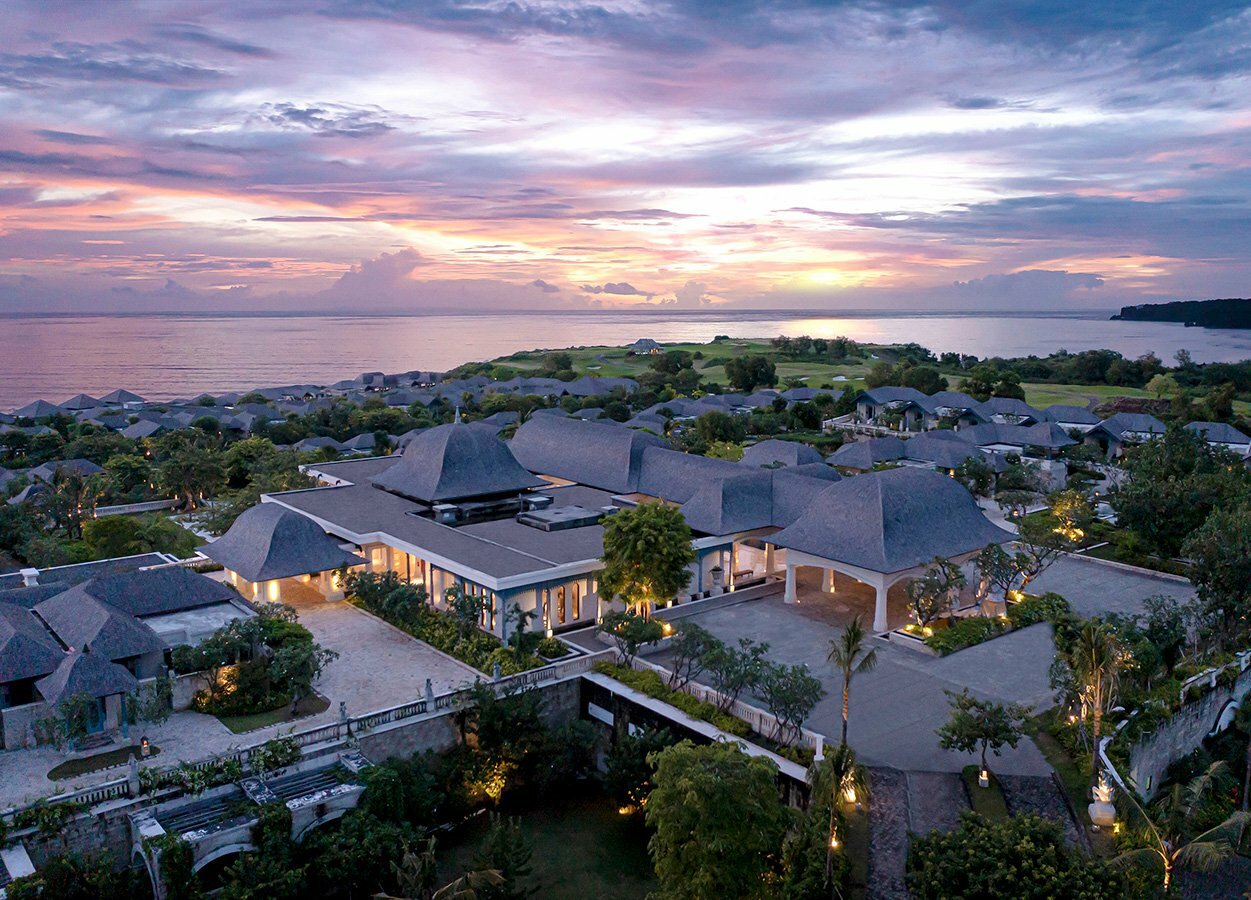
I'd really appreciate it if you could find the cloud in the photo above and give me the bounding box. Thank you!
[580,282,651,297]
[529,279,560,293]
[257,102,396,138]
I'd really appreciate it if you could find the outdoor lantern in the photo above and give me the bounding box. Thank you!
[140,737,150,757]
[978,769,990,788]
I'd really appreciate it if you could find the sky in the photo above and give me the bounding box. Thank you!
[0,0,1249,314]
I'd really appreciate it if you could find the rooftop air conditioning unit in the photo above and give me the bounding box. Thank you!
[524,495,555,511]
[433,503,460,524]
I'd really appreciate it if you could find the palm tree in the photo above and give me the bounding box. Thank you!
[375,837,505,900]
[1067,620,1123,776]
[1236,702,1251,812]
[809,743,868,882]
[1113,761,1250,893]
[827,614,878,746]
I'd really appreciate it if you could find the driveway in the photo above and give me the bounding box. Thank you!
[661,555,1194,774]
[663,594,1053,774]
[1026,553,1194,618]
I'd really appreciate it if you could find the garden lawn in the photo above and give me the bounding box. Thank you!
[438,788,656,900]
[48,744,161,780]
[961,765,1009,820]
[216,692,330,734]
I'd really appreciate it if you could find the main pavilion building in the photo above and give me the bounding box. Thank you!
[204,416,1010,637]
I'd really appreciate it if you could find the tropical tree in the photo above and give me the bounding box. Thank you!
[704,637,770,712]
[158,446,226,510]
[1063,620,1125,775]
[759,662,825,745]
[1183,502,1251,646]
[47,468,103,539]
[810,743,867,884]
[599,502,695,616]
[905,557,966,631]
[1113,761,1251,893]
[597,609,664,667]
[936,689,1029,776]
[646,741,791,900]
[665,621,724,690]
[827,614,878,746]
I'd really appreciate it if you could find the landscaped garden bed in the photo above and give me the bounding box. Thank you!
[345,571,547,675]
[592,661,816,767]
[47,743,162,780]
[217,691,330,734]
[895,592,1073,656]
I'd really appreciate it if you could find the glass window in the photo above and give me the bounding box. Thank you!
[572,581,581,620]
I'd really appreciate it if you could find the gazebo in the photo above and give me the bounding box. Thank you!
[768,467,1013,631]
[199,503,365,603]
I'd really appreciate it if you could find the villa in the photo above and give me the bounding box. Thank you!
[0,565,255,749]
[205,415,1013,643]
[1185,420,1251,456]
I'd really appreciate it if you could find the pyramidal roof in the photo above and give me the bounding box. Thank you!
[199,503,365,582]
[37,649,137,703]
[770,467,1013,574]
[371,422,545,504]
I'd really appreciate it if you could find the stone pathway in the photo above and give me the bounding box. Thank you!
[905,771,968,835]
[867,768,911,900]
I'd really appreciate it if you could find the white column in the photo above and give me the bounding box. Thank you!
[729,544,738,589]
[822,568,835,593]
[764,544,775,576]
[873,581,889,632]
[784,563,797,604]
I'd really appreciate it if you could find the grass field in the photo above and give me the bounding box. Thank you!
[48,743,161,780]
[216,692,330,734]
[437,788,656,900]
[492,337,1251,415]
[961,765,1010,820]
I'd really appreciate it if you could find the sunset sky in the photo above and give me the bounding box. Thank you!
[1,1,1249,313]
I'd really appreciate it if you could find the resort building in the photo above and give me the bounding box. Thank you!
[243,416,1011,640]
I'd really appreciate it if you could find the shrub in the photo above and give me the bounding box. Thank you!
[925,616,1005,655]
[1006,591,1072,628]
[592,662,751,737]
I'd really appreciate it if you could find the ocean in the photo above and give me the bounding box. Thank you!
[3,309,1251,408]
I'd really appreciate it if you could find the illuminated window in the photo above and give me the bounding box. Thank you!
[557,586,567,625]
[572,582,581,620]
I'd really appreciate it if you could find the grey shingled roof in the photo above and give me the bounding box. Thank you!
[1093,412,1166,439]
[740,439,823,468]
[0,552,169,593]
[859,387,927,405]
[372,422,545,503]
[976,397,1042,420]
[1041,404,1100,425]
[76,568,240,618]
[636,446,745,504]
[34,588,162,661]
[37,650,137,703]
[955,422,1077,450]
[828,436,907,469]
[0,603,65,683]
[1185,421,1251,444]
[510,416,666,493]
[99,389,145,405]
[770,466,1013,574]
[12,400,62,418]
[199,502,366,582]
[903,434,991,468]
[679,471,776,534]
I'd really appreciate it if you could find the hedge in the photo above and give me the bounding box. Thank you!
[592,662,751,737]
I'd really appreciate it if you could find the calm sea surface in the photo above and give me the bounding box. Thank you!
[3,309,1251,408]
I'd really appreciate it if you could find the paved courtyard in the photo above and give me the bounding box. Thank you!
[0,583,479,809]
[661,554,1195,775]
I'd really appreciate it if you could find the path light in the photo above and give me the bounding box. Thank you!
[829,832,840,850]
[140,737,150,757]
[978,769,990,788]
[843,785,857,804]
